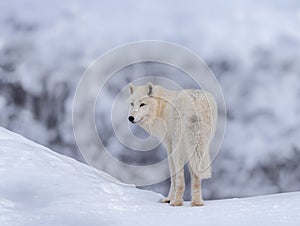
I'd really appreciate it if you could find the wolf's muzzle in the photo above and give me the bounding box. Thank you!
[128,116,135,123]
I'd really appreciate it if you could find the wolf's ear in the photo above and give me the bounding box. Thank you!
[147,82,153,96]
[129,83,135,95]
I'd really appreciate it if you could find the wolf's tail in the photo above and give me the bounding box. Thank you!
[188,144,212,179]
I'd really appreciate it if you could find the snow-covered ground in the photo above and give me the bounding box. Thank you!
[0,127,299,226]
[1,0,300,199]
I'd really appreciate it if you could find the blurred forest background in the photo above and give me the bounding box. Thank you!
[0,0,300,200]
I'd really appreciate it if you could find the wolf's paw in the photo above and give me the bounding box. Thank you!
[170,199,184,206]
[160,197,172,203]
[191,200,204,207]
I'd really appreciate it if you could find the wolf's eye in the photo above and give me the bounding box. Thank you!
[140,103,146,107]
[131,103,134,106]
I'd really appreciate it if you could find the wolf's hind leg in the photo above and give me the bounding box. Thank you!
[189,167,204,206]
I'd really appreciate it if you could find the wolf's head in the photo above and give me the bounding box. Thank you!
[127,83,159,127]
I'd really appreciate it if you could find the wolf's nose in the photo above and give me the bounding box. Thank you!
[128,116,134,123]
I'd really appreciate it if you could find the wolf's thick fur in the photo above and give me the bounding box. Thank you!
[128,83,217,206]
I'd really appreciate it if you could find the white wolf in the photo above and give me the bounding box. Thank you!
[128,83,217,206]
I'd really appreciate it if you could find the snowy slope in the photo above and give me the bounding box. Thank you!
[0,127,299,226]
[1,0,300,199]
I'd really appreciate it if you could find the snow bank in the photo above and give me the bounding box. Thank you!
[0,127,299,226]
[1,0,300,199]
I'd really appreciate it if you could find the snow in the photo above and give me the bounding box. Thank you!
[0,127,299,226]
[1,0,300,200]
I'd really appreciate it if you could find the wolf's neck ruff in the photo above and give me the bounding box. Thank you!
[155,97,167,119]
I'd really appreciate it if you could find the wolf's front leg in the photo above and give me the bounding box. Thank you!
[170,150,185,206]
[161,142,176,203]
[161,155,176,203]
